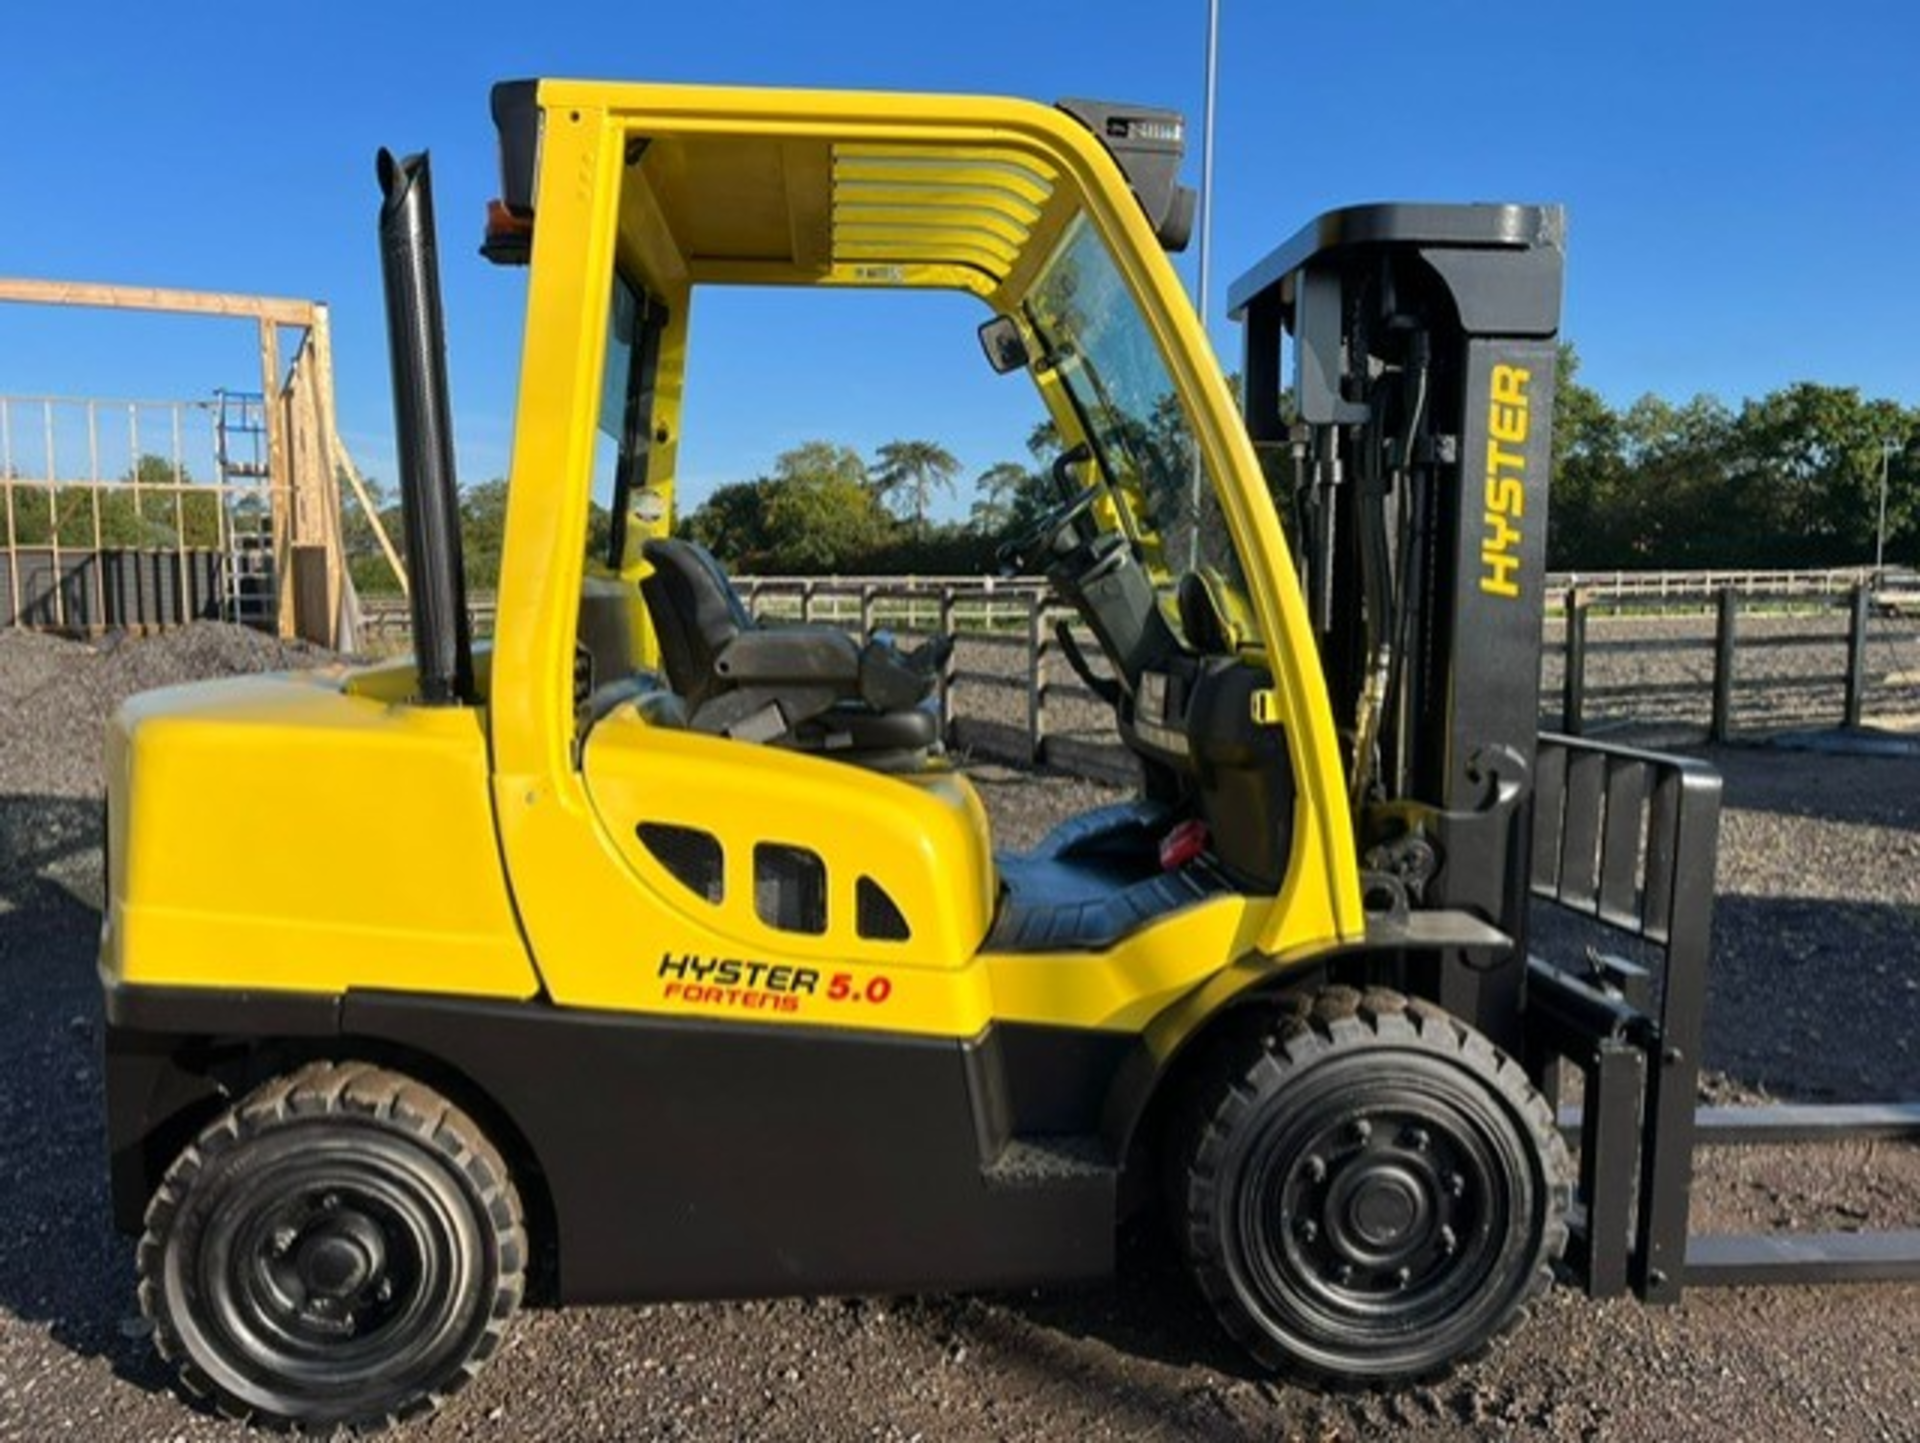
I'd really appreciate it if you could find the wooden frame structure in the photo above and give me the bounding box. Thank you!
[0,279,405,648]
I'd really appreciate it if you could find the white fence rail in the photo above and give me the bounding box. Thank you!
[1547,566,1892,605]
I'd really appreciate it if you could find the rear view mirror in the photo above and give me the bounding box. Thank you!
[977,315,1030,374]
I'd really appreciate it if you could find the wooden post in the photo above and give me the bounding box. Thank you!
[1562,585,1588,736]
[1710,587,1738,743]
[859,583,876,638]
[259,318,295,638]
[295,310,351,646]
[800,579,814,624]
[937,585,956,742]
[43,402,64,630]
[285,337,340,645]
[1843,583,1871,728]
[292,544,331,643]
[1027,596,1048,766]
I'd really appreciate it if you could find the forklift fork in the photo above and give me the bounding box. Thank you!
[1526,733,1920,1301]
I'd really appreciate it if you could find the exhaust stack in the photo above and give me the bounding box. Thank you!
[377,148,473,705]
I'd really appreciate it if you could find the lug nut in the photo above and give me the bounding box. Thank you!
[1303,1156,1328,1184]
[1446,1172,1467,1198]
[1297,1219,1319,1243]
[1438,1226,1458,1256]
[271,1226,298,1256]
[1351,1120,1374,1144]
[1395,1267,1412,1289]
[1404,1127,1431,1152]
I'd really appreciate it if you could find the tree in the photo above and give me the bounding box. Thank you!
[341,474,409,596]
[1614,393,1736,566]
[968,460,1037,535]
[759,468,890,571]
[776,440,871,491]
[8,453,220,549]
[1026,417,1062,461]
[683,480,770,565]
[458,478,511,590]
[128,453,222,548]
[681,441,893,573]
[1727,384,1907,566]
[871,440,960,535]
[1549,344,1628,567]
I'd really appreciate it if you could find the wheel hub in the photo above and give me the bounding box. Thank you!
[295,1210,387,1301]
[1340,1168,1426,1253]
[254,1194,407,1339]
[1283,1116,1475,1296]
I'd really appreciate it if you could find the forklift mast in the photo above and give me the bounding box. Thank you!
[1230,206,1563,1014]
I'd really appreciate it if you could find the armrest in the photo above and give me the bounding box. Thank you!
[715,627,862,687]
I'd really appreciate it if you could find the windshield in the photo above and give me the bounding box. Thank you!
[1024,215,1241,590]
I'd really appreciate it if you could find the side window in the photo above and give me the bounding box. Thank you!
[587,274,668,571]
[578,275,670,712]
[588,278,638,539]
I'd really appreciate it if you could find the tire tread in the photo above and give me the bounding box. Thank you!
[137,1060,525,1432]
[1172,985,1572,1389]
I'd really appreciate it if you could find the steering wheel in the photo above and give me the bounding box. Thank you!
[995,448,1102,576]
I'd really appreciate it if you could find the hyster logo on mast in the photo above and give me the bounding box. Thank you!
[1480,364,1532,598]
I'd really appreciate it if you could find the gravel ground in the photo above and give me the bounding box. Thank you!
[2,625,1918,1442]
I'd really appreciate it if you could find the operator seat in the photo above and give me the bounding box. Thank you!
[639,538,949,771]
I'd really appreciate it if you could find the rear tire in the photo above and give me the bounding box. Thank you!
[1171,986,1569,1386]
[137,1060,525,1430]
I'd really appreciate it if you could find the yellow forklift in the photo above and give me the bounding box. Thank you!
[99,77,1919,1430]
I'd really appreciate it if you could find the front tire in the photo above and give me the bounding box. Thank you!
[138,1061,526,1430]
[1172,987,1570,1386]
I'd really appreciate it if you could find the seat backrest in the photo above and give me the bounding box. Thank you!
[640,539,756,707]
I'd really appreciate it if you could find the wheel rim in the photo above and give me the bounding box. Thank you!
[1226,1065,1534,1372]
[173,1128,490,1416]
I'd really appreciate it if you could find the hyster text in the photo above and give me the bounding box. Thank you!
[1480,364,1531,599]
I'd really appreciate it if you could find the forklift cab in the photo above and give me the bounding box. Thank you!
[478,79,1369,1022]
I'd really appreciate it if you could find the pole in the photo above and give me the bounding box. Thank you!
[1844,582,1870,729]
[1562,586,1588,736]
[1876,439,1895,585]
[1197,0,1220,326]
[1711,587,1737,744]
[1186,0,1222,570]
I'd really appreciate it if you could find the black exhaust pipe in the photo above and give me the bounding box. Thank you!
[377,147,473,705]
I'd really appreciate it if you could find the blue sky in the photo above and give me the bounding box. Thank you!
[1,1,1915,521]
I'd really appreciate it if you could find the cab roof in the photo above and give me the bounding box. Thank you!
[489,79,1191,303]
